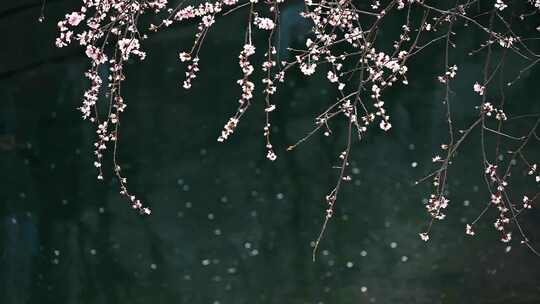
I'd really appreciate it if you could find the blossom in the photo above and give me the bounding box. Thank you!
[218,117,239,142]
[265,104,276,112]
[523,196,532,209]
[179,52,191,62]
[473,82,485,95]
[447,65,458,78]
[465,224,475,236]
[482,102,495,115]
[371,84,381,98]
[85,45,107,64]
[494,0,508,11]
[501,232,512,243]
[327,71,338,83]
[266,150,277,161]
[300,63,316,75]
[379,120,391,131]
[491,193,502,205]
[66,12,85,26]
[528,164,537,175]
[498,36,516,48]
[202,15,215,27]
[182,58,200,89]
[118,38,144,61]
[254,17,275,30]
[243,44,256,56]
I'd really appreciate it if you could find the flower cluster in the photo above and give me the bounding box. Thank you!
[254,16,275,30]
[217,44,256,142]
[437,65,458,84]
[482,102,507,121]
[425,194,450,220]
[57,0,540,257]
[182,57,200,89]
[55,0,173,215]
[495,0,508,11]
[473,82,485,96]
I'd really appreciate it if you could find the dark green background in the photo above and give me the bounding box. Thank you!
[1,1,540,303]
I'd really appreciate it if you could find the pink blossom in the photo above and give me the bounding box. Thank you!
[473,82,485,95]
[85,45,107,64]
[254,17,275,30]
[67,12,85,26]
